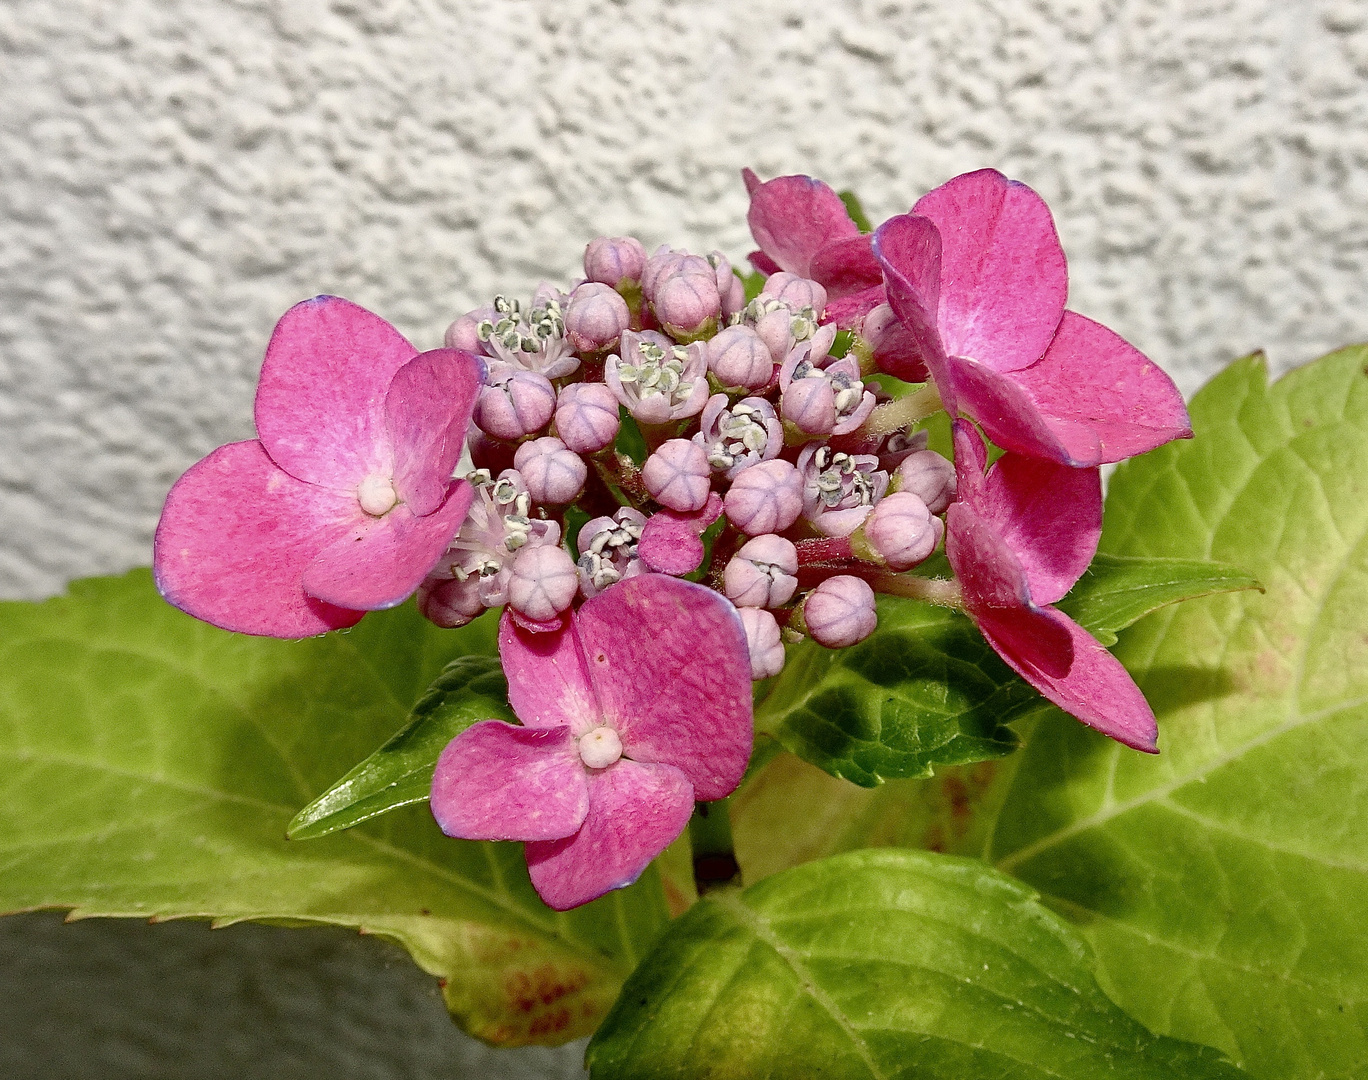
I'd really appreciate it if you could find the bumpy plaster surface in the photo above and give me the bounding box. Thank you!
[2,0,1367,1075]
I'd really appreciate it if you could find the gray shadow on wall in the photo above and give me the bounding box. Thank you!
[0,912,588,1080]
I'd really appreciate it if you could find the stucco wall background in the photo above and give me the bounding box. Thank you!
[2,0,1367,1076]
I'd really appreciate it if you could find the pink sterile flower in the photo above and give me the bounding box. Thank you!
[638,493,724,576]
[947,420,1158,752]
[871,169,1192,467]
[155,296,483,638]
[430,574,753,911]
[743,169,884,314]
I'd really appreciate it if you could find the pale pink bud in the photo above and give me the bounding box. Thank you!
[724,534,798,608]
[895,450,957,515]
[707,325,774,389]
[723,459,803,535]
[514,436,588,505]
[754,307,794,363]
[654,269,721,337]
[762,271,827,315]
[565,282,631,353]
[709,251,735,294]
[555,382,620,454]
[781,374,838,435]
[444,310,487,352]
[722,273,746,318]
[861,492,939,571]
[584,236,647,287]
[417,575,485,629]
[642,438,712,512]
[738,607,786,680]
[641,248,691,300]
[804,575,877,648]
[507,544,578,621]
[475,363,556,440]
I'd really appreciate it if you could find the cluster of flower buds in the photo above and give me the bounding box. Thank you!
[422,236,967,682]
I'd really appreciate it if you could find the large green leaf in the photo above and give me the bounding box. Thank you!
[586,848,1245,1079]
[0,572,668,1046]
[984,349,1368,1079]
[288,654,515,840]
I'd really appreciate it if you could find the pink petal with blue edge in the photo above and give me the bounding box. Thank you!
[575,576,752,799]
[153,440,363,638]
[526,758,694,911]
[913,169,1067,374]
[255,296,417,490]
[301,480,474,611]
[386,348,486,517]
[430,721,589,842]
[746,173,861,278]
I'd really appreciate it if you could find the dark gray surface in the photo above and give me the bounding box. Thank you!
[0,912,588,1080]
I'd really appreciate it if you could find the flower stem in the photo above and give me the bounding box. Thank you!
[856,384,943,437]
[865,572,964,609]
[689,798,740,895]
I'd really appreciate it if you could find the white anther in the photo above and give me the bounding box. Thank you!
[357,475,398,516]
[578,725,623,769]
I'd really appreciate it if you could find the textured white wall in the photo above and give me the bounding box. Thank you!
[3,0,1367,1074]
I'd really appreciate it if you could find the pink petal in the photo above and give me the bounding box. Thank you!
[975,603,1159,752]
[153,440,363,638]
[575,576,752,799]
[526,759,694,910]
[255,296,416,490]
[499,610,601,732]
[946,355,1082,464]
[747,249,782,276]
[747,174,861,278]
[638,493,724,576]
[823,285,887,330]
[913,169,1067,374]
[871,214,952,393]
[386,348,486,517]
[953,422,1100,606]
[944,501,1034,611]
[808,234,883,301]
[430,721,589,842]
[301,481,474,611]
[1008,312,1193,464]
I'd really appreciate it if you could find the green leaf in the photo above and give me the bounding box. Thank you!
[837,189,874,233]
[754,594,1031,786]
[1058,553,1262,646]
[737,267,766,303]
[985,348,1368,1079]
[288,655,515,840]
[587,849,1245,1079]
[614,406,648,465]
[0,572,668,1046]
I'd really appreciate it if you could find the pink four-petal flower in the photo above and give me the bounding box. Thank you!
[872,169,1192,466]
[946,420,1158,752]
[154,295,485,638]
[430,574,752,911]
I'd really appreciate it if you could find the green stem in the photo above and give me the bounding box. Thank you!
[866,572,964,609]
[856,384,943,437]
[689,798,741,895]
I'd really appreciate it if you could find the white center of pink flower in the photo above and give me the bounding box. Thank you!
[577,725,622,769]
[357,475,398,517]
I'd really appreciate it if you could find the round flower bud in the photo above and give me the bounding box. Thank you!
[738,607,786,680]
[723,459,803,536]
[761,271,828,315]
[475,364,556,441]
[724,534,799,609]
[707,324,774,389]
[653,268,721,337]
[444,310,487,352]
[722,272,747,318]
[754,307,795,364]
[642,438,712,512]
[584,236,647,287]
[641,249,702,300]
[861,491,939,571]
[507,544,578,622]
[514,436,588,505]
[804,575,878,648]
[895,450,957,515]
[417,575,485,629]
[565,282,631,353]
[781,373,838,435]
[555,382,620,454]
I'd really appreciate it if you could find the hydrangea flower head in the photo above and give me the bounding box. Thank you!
[154,296,484,638]
[430,574,752,910]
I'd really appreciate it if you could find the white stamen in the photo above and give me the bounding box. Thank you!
[578,725,623,769]
[357,475,398,516]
